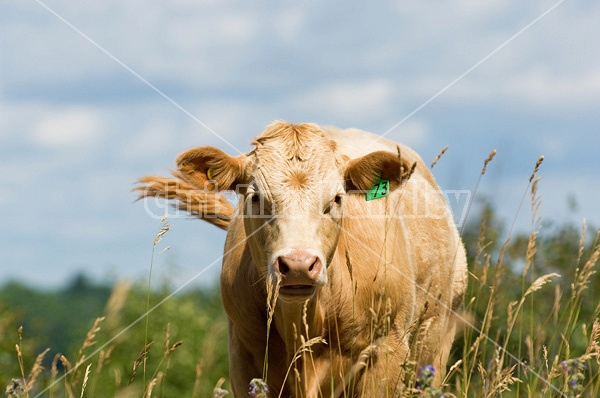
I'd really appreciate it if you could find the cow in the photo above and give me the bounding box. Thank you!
[137,121,468,397]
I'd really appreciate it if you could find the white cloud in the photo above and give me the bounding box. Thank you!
[32,107,102,149]
[274,8,306,44]
[503,68,600,107]
[437,66,600,109]
[392,119,429,149]
[118,119,175,161]
[215,12,260,43]
[294,79,395,119]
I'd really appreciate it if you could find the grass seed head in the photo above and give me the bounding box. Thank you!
[481,149,497,175]
[431,145,449,168]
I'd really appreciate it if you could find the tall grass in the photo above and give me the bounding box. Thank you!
[3,153,600,397]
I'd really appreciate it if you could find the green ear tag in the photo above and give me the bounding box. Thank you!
[366,179,390,201]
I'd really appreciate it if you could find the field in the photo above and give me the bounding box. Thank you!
[2,173,599,397]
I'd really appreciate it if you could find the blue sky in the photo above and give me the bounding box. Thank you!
[1,0,599,288]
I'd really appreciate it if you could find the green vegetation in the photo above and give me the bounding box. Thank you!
[1,277,228,397]
[1,198,599,397]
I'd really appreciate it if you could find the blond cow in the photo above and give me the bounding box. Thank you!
[137,122,467,397]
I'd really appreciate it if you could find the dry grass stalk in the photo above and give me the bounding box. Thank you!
[300,299,323,398]
[143,377,158,398]
[403,162,417,184]
[530,176,542,223]
[163,323,171,359]
[71,317,105,389]
[146,323,183,390]
[523,177,542,277]
[488,364,520,397]
[88,346,116,398]
[212,378,229,398]
[496,273,560,382]
[506,300,519,329]
[15,326,29,397]
[293,368,301,397]
[26,347,50,392]
[99,345,116,370]
[551,284,562,327]
[395,145,416,184]
[130,341,154,385]
[522,227,540,278]
[154,372,166,397]
[114,369,122,389]
[481,149,496,176]
[104,279,130,331]
[167,341,183,355]
[58,355,76,398]
[480,253,491,286]
[81,317,105,354]
[192,361,203,398]
[585,320,600,362]
[525,335,534,369]
[529,155,544,183]
[431,145,449,168]
[277,336,327,398]
[594,305,600,330]
[577,219,587,266]
[60,355,73,372]
[80,364,92,398]
[161,323,183,360]
[476,218,492,263]
[333,338,385,397]
[574,237,600,297]
[154,213,171,248]
[442,359,463,386]
[543,346,549,375]
[75,317,105,368]
[523,273,560,299]
[263,274,281,381]
[49,353,61,398]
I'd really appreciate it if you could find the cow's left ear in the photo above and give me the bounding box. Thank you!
[344,150,413,193]
[176,146,248,191]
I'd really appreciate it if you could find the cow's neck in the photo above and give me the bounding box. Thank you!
[274,295,324,361]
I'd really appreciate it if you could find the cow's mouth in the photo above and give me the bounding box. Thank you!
[279,284,316,297]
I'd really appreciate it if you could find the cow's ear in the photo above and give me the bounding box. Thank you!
[344,150,412,193]
[176,146,247,191]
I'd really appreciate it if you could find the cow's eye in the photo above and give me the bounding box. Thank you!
[324,195,342,215]
[250,193,260,203]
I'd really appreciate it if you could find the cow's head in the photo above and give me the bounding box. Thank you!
[176,122,406,302]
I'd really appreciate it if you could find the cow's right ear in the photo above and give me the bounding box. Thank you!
[176,146,247,191]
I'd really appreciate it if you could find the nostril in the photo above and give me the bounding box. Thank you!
[277,258,290,275]
[308,258,318,272]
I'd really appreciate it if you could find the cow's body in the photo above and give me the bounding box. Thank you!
[138,122,467,397]
[220,125,467,397]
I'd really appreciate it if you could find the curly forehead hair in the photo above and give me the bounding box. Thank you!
[248,122,346,190]
[251,121,339,161]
